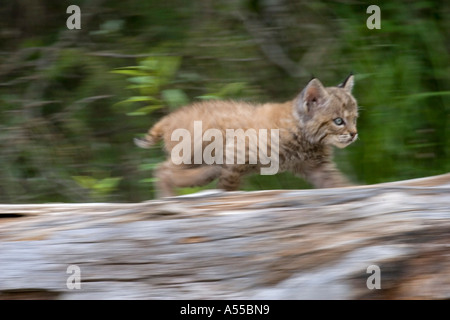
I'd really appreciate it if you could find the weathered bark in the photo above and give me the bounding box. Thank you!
[0,174,449,299]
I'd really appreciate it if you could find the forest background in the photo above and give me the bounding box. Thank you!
[0,0,448,202]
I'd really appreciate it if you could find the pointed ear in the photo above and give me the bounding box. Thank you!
[299,78,328,113]
[338,73,354,93]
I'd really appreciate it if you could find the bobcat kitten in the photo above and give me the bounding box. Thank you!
[135,74,358,197]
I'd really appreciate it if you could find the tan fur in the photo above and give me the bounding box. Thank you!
[136,75,359,197]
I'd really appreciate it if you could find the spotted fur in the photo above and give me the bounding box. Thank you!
[136,75,359,197]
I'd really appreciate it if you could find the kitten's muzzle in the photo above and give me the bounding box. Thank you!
[346,132,358,145]
[342,132,358,145]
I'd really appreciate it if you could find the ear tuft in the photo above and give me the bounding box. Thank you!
[338,73,354,93]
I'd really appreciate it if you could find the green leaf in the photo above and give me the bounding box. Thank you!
[73,176,98,189]
[93,177,122,193]
[197,82,248,100]
[127,76,158,85]
[138,163,159,171]
[125,84,155,90]
[157,57,181,78]
[126,105,163,116]
[110,69,147,76]
[218,82,246,97]
[101,20,124,32]
[161,89,189,109]
[114,96,157,106]
[140,57,159,71]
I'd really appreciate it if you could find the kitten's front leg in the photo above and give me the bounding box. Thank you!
[302,162,352,188]
[217,165,243,191]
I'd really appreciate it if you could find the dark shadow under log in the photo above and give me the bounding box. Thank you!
[0,174,449,299]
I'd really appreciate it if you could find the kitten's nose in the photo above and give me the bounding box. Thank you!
[350,131,357,139]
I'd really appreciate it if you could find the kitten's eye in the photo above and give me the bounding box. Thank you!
[333,117,345,126]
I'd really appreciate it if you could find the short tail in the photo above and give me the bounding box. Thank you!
[134,120,165,149]
[134,136,156,149]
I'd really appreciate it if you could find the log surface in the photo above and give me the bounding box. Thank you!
[1,174,449,299]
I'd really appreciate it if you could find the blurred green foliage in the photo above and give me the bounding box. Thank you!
[112,56,186,115]
[0,0,448,202]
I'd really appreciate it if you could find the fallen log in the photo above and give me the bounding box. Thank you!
[0,174,449,299]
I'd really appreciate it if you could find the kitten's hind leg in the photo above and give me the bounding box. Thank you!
[154,161,221,197]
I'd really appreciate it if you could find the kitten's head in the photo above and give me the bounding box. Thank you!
[295,74,359,148]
